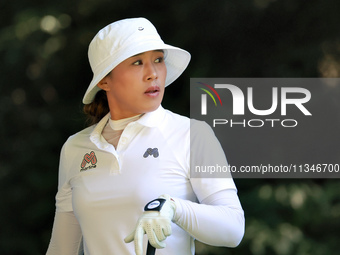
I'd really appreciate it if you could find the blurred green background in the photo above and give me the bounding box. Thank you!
[1,0,340,254]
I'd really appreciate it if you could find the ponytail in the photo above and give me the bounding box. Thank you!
[83,90,109,126]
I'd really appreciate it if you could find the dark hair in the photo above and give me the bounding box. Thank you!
[83,90,109,126]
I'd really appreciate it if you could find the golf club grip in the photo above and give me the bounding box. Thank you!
[146,241,156,255]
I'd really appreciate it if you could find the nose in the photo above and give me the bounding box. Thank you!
[144,62,158,81]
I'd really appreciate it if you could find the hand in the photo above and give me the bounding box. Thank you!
[124,194,176,255]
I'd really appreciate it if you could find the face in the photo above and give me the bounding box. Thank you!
[97,50,167,120]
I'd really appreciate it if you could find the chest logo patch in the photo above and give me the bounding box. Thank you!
[80,151,97,171]
[143,148,159,158]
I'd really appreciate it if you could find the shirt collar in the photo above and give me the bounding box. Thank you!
[136,105,166,128]
[90,105,166,141]
[90,113,111,146]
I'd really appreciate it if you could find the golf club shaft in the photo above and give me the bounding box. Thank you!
[146,241,156,255]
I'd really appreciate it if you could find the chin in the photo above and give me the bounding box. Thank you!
[143,103,161,114]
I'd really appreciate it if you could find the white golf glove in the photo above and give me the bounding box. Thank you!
[124,194,176,255]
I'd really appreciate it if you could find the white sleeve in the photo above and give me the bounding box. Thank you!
[189,120,236,200]
[172,189,245,247]
[46,211,83,255]
[56,141,74,212]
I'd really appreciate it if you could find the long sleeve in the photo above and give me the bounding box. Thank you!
[46,211,83,255]
[173,189,245,247]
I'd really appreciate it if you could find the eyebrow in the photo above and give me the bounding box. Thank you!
[131,50,164,58]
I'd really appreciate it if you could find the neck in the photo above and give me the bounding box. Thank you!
[108,114,142,131]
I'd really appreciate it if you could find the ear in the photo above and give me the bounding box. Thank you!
[97,77,110,91]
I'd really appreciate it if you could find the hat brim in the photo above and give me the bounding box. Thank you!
[82,43,191,104]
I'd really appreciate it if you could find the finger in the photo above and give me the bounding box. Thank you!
[124,230,135,243]
[162,223,172,237]
[147,228,166,249]
[154,225,166,242]
[134,225,145,255]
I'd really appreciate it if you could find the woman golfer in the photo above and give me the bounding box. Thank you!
[46,17,244,255]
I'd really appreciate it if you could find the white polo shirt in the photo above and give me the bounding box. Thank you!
[55,105,236,255]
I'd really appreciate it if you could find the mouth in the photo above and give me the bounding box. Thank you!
[144,86,160,96]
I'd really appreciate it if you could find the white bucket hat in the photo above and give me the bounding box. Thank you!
[83,17,191,104]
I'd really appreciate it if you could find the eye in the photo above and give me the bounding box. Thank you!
[133,60,142,66]
[155,57,164,63]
